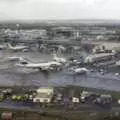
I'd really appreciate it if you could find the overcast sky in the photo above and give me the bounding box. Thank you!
[0,0,120,20]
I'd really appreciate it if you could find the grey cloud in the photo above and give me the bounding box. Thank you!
[0,0,120,20]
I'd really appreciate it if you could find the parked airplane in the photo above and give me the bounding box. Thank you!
[69,67,89,75]
[53,54,66,64]
[116,61,120,66]
[0,44,6,50]
[16,60,63,72]
[7,56,27,62]
[7,43,28,52]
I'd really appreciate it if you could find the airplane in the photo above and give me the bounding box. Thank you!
[0,44,6,50]
[69,67,89,75]
[116,61,120,66]
[7,56,26,62]
[7,43,28,52]
[53,54,66,64]
[16,60,63,72]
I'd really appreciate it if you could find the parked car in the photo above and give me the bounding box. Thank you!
[80,91,100,103]
[93,94,112,105]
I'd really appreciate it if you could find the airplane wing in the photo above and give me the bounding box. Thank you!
[7,43,28,50]
[16,62,53,71]
[14,46,28,50]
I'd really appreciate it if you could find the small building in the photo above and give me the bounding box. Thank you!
[72,97,80,103]
[85,53,115,63]
[33,87,54,103]
[51,27,74,38]
[92,42,120,54]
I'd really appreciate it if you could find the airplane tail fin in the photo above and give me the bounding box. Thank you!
[7,43,14,49]
[53,54,58,60]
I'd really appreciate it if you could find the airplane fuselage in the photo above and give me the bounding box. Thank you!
[16,61,62,72]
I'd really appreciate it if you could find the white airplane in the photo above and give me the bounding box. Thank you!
[116,61,120,66]
[53,54,66,63]
[7,43,28,52]
[7,56,26,62]
[0,44,6,50]
[69,67,89,75]
[16,60,63,72]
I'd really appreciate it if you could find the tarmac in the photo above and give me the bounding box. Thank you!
[0,51,120,91]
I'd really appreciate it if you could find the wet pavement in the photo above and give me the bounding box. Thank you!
[0,99,112,112]
[0,51,120,91]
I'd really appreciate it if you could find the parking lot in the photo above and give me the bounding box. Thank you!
[0,86,119,113]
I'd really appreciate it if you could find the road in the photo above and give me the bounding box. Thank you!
[0,99,120,113]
